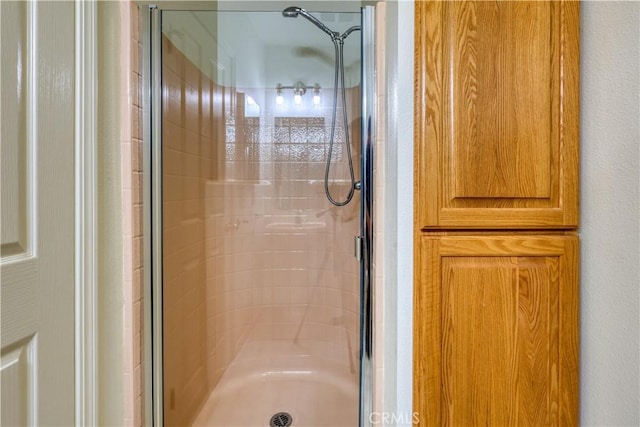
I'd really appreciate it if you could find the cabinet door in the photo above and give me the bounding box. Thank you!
[415,1,579,229]
[414,235,578,426]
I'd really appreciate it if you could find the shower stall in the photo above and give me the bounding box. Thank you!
[143,4,374,426]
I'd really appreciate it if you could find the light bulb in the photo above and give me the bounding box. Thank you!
[293,82,306,106]
[313,94,321,105]
[276,84,284,106]
[276,94,284,105]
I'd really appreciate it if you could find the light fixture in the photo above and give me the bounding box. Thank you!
[293,81,306,105]
[275,81,320,106]
[276,84,284,105]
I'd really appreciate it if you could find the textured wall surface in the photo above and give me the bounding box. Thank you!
[580,2,640,425]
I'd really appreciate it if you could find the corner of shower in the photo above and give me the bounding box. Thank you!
[141,4,376,426]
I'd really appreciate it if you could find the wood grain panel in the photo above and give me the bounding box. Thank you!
[441,256,555,426]
[415,1,579,229]
[451,2,551,199]
[414,234,578,426]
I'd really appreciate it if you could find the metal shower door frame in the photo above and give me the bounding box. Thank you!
[359,6,376,427]
[141,4,162,426]
[142,5,376,427]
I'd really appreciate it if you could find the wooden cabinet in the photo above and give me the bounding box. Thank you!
[414,234,579,426]
[414,1,579,230]
[413,1,580,425]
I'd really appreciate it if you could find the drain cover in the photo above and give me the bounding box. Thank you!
[270,412,293,427]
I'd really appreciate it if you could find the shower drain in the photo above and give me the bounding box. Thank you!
[270,412,293,427]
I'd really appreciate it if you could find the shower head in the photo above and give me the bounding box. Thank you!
[282,6,301,18]
[282,6,339,39]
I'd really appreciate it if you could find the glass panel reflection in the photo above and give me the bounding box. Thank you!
[161,9,361,427]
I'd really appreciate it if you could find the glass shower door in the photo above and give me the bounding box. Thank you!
[149,7,365,426]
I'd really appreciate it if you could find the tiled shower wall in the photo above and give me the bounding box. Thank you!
[130,5,144,425]
[122,3,143,426]
[206,108,360,367]
[161,34,361,425]
[162,34,225,426]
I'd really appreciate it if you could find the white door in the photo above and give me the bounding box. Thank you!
[1,1,76,425]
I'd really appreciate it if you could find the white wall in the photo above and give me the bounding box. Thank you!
[393,0,415,422]
[97,2,125,425]
[391,1,640,426]
[383,0,414,424]
[580,2,640,425]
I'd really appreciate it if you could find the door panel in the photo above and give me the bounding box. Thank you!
[450,3,552,199]
[1,338,35,426]
[156,8,363,427]
[441,256,557,426]
[1,1,76,424]
[1,0,30,259]
[415,1,579,229]
[414,235,578,426]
